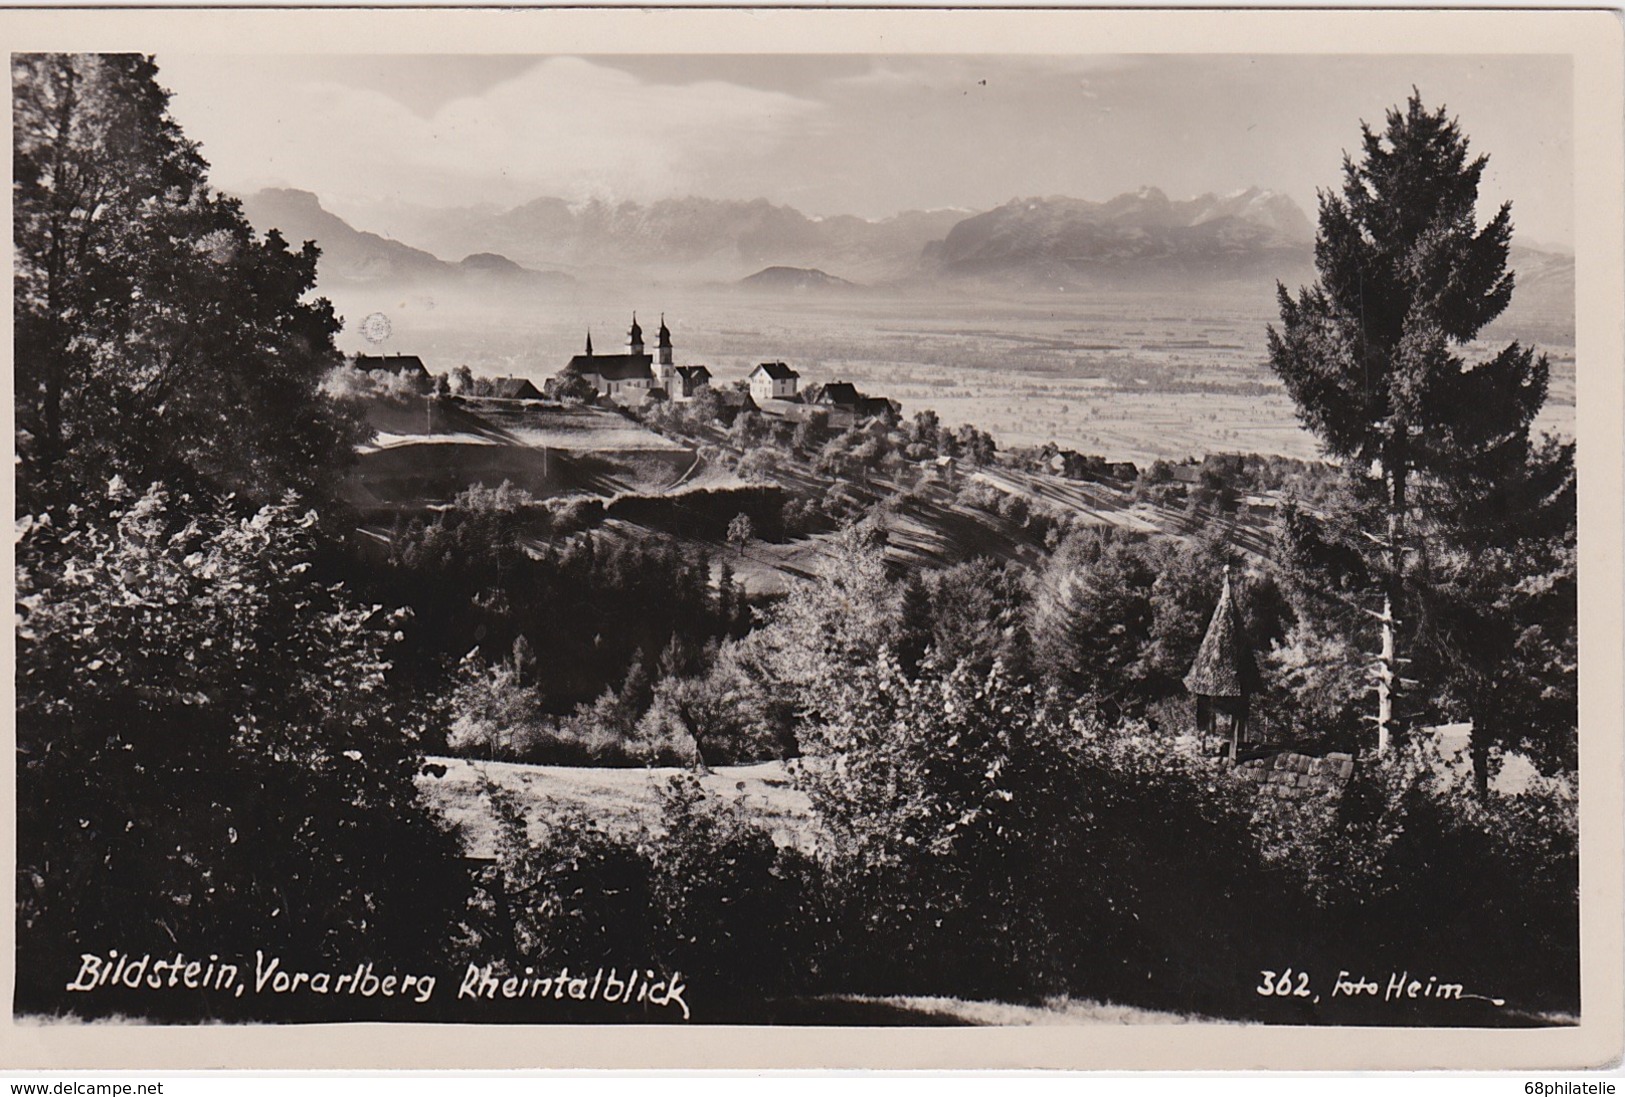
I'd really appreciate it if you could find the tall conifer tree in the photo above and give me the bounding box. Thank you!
[1268,91,1555,763]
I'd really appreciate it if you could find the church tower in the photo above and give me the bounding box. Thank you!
[657,314,674,366]
[584,331,594,356]
[628,313,644,357]
[656,314,675,390]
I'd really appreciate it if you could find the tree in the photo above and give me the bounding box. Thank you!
[15,487,471,1017]
[1028,528,1160,716]
[1423,435,1576,784]
[548,360,595,402]
[13,54,362,512]
[1267,91,1554,762]
[922,558,1031,679]
[753,517,900,743]
[727,512,755,555]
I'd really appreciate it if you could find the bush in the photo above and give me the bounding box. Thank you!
[15,485,471,1018]
[792,653,1279,1008]
[545,495,605,534]
[736,446,779,483]
[486,774,821,1018]
[444,641,547,760]
[955,479,1002,512]
[995,490,1031,527]
[1258,741,1578,1010]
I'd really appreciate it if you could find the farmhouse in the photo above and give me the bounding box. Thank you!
[856,396,901,423]
[749,361,800,403]
[804,381,901,428]
[355,353,431,386]
[489,377,543,400]
[809,381,860,408]
[713,387,759,425]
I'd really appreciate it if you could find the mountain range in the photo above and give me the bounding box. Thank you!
[237,188,575,291]
[328,194,969,284]
[924,187,1315,286]
[240,185,1318,289]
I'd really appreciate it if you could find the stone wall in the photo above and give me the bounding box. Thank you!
[1234,749,1355,800]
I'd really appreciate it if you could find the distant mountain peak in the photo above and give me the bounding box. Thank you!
[739,266,859,293]
[926,186,1315,286]
[235,188,570,290]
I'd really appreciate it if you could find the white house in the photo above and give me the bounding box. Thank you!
[748,361,800,403]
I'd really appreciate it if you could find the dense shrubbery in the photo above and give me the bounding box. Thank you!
[468,638,1578,1017]
[791,653,1290,1009]
[484,774,822,1018]
[1256,742,1578,1010]
[453,519,1579,1017]
[360,485,746,722]
[16,485,472,1017]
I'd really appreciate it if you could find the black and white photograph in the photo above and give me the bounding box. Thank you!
[6,6,1623,1071]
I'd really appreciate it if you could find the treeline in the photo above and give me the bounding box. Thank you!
[454,523,1577,1022]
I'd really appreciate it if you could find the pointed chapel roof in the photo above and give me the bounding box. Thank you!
[1183,567,1258,698]
[585,330,594,356]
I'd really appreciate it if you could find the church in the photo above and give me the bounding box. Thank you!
[563,315,708,403]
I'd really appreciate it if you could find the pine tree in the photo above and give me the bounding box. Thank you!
[1267,91,1552,759]
[896,571,934,675]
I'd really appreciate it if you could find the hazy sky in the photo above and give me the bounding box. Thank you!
[157,53,1574,248]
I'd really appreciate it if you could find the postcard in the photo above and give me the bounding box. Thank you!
[4,6,1621,1071]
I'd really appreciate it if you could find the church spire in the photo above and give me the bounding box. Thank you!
[585,330,594,356]
[656,312,673,366]
[628,313,644,356]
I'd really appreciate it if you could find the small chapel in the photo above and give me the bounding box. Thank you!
[1184,565,1261,760]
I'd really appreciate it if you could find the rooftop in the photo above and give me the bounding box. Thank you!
[1183,569,1258,698]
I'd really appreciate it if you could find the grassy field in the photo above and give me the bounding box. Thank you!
[348,395,696,507]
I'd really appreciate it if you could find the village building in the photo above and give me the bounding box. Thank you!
[355,353,431,388]
[1184,565,1260,760]
[802,381,901,428]
[748,361,800,403]
[808,381,861,409]
[489,377,543,400]
[669,365,713,402]
[856,396,901,424]
[563,316,656,401]
[712,387,758,425]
